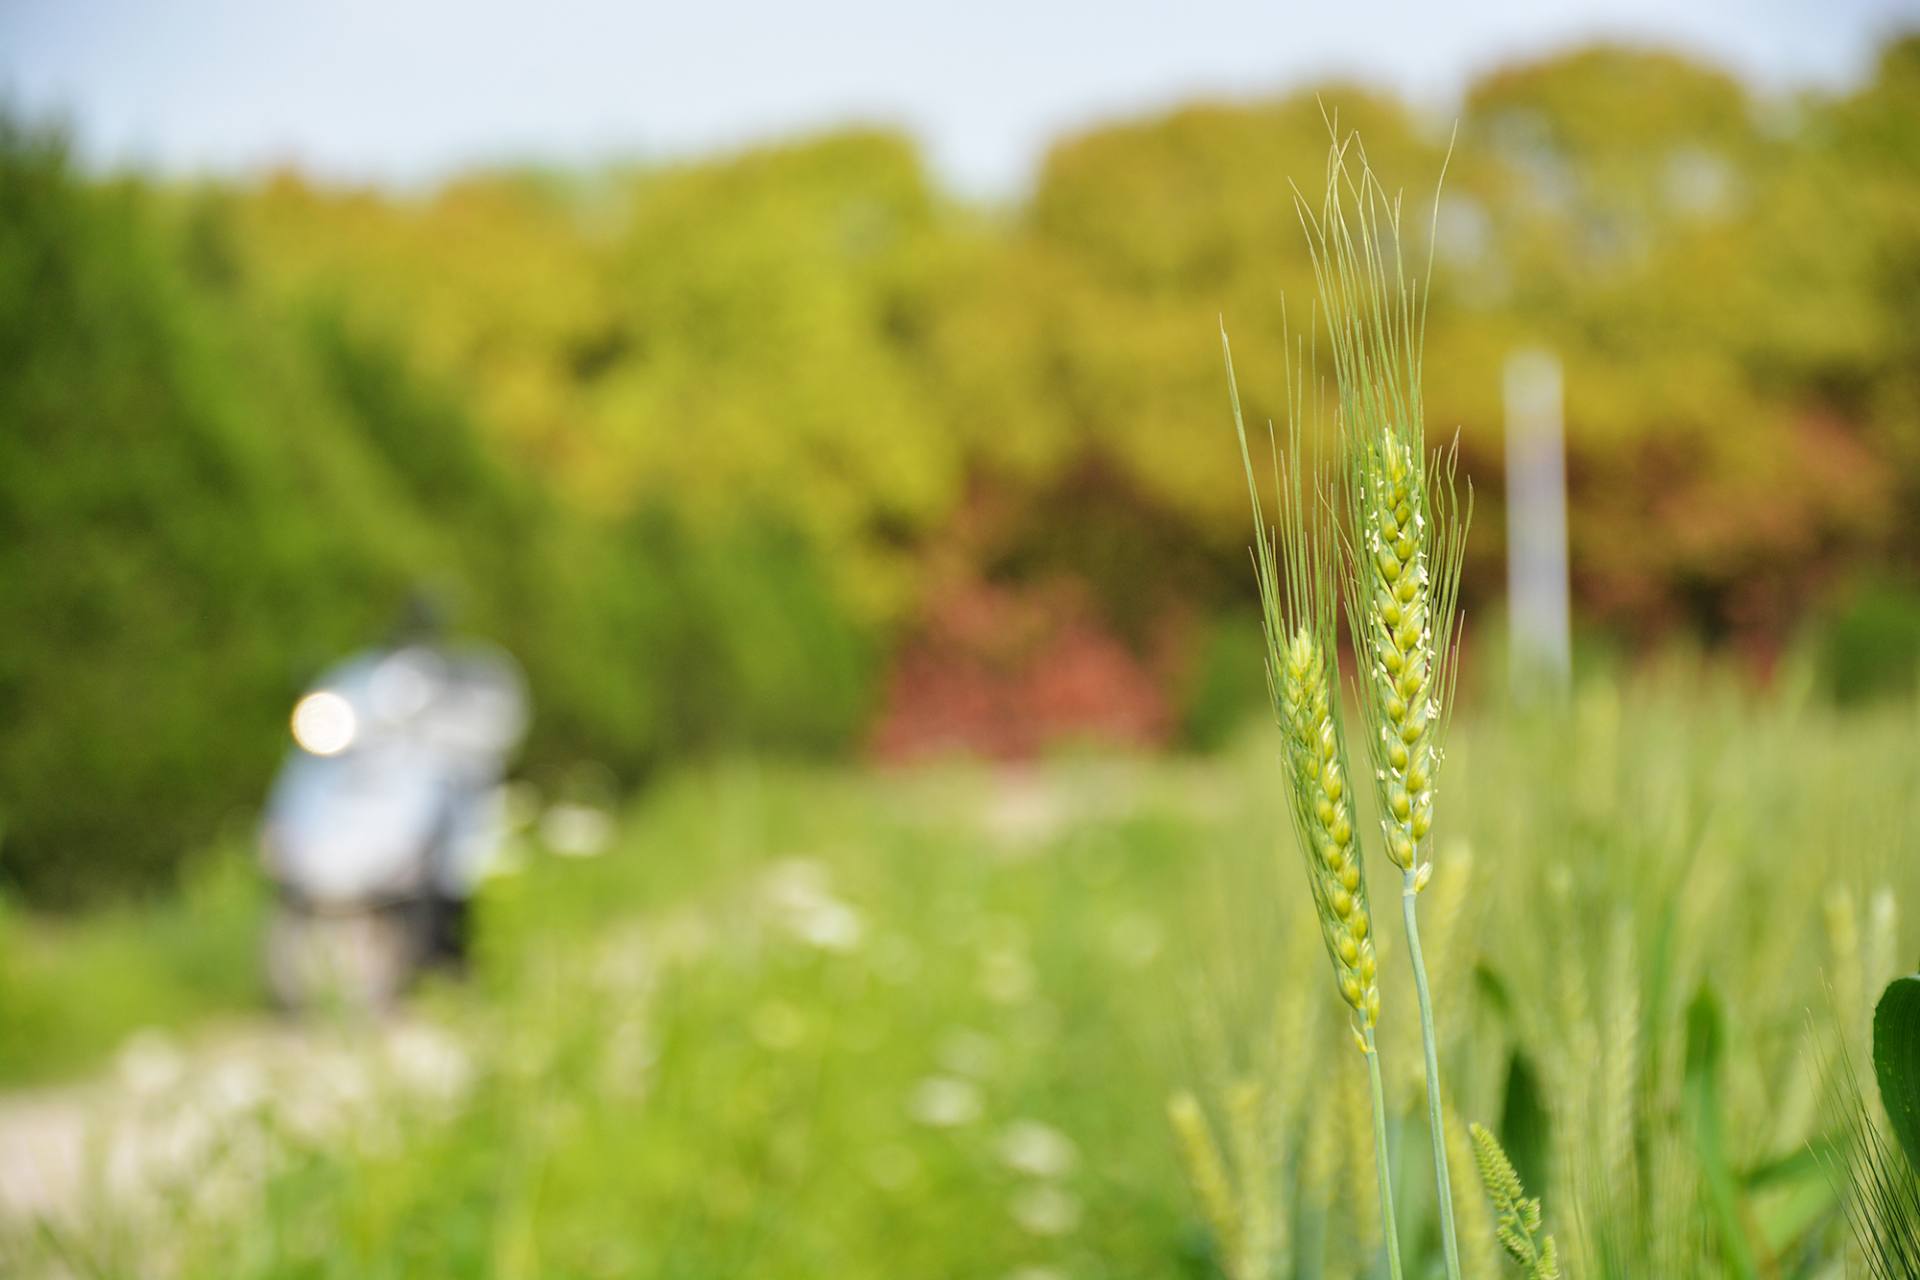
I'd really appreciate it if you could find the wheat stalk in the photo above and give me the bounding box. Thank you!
[1226,322,1402,1278]
[1165,1079,1283,1280]
[1167,1092,1245,1275]
[1225,1080,1274,1278]
[1296,126,1472,1280]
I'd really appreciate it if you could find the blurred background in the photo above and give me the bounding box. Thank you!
[4,0,1917,906]
[2,1,1919,1274]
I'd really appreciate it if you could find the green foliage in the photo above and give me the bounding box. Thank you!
[0,848,262,1083]
[1831,1107,1920,1280]
[226,35,1920,656]
[1819,978,1920,1280]
[0,124,877,904]
[1819,580,1920,705]
[1687,984,1761,1279]
[1497,1049,1552,1198]
[236,131,963,624]
[1176,616,1267,751]
[9,32,1920,902]
[605,509,877,760]
[0,681,1917,1273]
[0,124,412,901]
[1875,975,1920,1179]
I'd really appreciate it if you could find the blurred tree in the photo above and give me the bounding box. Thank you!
[8,32,1920,899]
[217,46,1920,660]
[1453,45,1900,647]
[0,124,875,904]
[0,124,414,901]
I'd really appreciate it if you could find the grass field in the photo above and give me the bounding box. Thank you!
[4,665,1918,1277]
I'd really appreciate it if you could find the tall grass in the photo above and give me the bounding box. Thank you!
[1185,122,1920,1277]
[2,684,1916,1275]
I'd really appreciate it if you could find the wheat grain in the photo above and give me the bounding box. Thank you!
[1346,426,1469,881]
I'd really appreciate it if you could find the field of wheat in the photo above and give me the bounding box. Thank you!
[2,665,1912,1278]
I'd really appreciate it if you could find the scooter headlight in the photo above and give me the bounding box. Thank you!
[291,690,357,757]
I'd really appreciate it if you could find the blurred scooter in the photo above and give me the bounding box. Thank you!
[259,637,527,1010]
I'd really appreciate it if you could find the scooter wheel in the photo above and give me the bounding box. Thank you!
[265,904,418,1013]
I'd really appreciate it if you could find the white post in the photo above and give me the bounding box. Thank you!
[1503,347,1571,699]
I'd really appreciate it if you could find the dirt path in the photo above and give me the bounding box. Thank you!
[0,770,1120,1232]
[0,1014,470,1225]
[0,884,733,1230]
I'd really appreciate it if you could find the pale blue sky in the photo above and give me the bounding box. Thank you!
[2,0,1914,197]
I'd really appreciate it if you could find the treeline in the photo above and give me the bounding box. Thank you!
[0,129,869,904]
[4,37,1917,902]
[230,39,1920,642]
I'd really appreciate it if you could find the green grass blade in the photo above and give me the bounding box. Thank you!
[1875,975,1920,1181]
[1684,984,1760,1280]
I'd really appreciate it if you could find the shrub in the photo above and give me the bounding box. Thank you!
[1818,578,1920,706]
[0,123,877,905]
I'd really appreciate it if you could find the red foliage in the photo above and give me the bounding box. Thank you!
[869,574,1172,761]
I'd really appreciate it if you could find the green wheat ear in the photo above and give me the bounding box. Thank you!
[1226,318,1406,1280]
[1165,1082,1278,1280]
[1298,134,1471,886]
[1299,123,1471,1280]
[1167,1091,1243,1274]
[1347,425,1468,880]
[1470,1122,1562,1279]
[1225,322,1378,1035]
